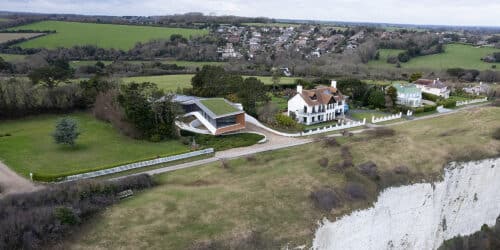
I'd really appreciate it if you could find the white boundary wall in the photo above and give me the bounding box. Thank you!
[372,112,402,123]
[61,148,215,182]
[302,119,366,136]
[456,97,488,106]
[245,114,366,137]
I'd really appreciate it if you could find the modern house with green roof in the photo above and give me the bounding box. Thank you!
[392,83,422,107]
[173,95,246,135]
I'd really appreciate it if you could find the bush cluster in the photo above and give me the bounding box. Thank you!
[439,216,500,250]
[0,174,154,249]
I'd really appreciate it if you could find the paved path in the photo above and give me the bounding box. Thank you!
[132,123,313,177]
[0,161,40,197]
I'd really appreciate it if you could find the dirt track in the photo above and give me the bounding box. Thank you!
[0,161,40,197]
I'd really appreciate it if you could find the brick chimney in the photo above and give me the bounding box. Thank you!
[331,80,337,88]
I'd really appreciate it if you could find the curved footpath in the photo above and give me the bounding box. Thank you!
[0,161,40,197]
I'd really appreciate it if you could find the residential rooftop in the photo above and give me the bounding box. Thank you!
[199,98,240,116]
[392,83,421,94]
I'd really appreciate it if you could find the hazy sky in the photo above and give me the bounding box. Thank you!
[2,0,500,26]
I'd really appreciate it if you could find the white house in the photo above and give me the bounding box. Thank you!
[392,83,422,107]
[414,78,450,99]
[463,82,491,96]
[288,81,346,125]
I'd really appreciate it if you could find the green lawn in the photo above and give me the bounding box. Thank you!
[122,74,302,91]
[64,106,500,249]
[200,98,239,116]
[7,21,208,50]
[0,112,190,177]
[368,44,500,70]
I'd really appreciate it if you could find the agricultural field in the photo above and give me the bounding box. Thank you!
[122,74,302,91]
[0,32,44,44]
[0,53,26,62]
[0,112,190,178]
[0,18,10,23]
[7,21,208,50]
[368,44,500,70]
[242,22,301,28]
[63,106,500,249]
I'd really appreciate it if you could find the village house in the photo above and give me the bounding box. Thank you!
[288,81,346,125]
[173,95,246,135]
[413,78,450,98]
[392,83,422,107]
[463,82,491,96]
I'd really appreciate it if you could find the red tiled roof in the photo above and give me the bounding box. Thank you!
[300,85,344,106]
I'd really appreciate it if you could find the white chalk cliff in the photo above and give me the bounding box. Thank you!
[312,157,500,250]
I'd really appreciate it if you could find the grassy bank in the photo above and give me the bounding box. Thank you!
[7,21,208,50]
[64,106,500,249]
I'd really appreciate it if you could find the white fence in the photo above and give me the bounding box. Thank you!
[406,110,413,117]
[456,97,488,107]
[61,148,215,182]
[246,114,366,137]
[372,112,402,123]
[302,119,366,136]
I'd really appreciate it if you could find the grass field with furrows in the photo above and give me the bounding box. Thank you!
[63,106,500,249]
[368,44,500,70]
[0,32,45,44]
[7,21,208,50]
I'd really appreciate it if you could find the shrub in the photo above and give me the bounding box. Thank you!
[386,56,398,64]
[344,182,367,200]
[0,174,154,249]
[357,161,378,179]
[367,127,395,137]
[414,107,425,113]
[220,159,230,169]
[438,99,457,108]
[310,188,341,211]
[322,137,339,148]
[422,92,441,102]
[54,207,80,225]
[493,128,500,140]
[492,99,500,107]
[318,157,329,167]
[52,117,81,146]
[274,113,303,130]
[423,104,437,112]
[393,165,410,175]
[397,51,410,63]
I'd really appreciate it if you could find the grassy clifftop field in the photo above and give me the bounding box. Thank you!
[369,44,500,70]
[7,21,208,50]
[63,106,500,249]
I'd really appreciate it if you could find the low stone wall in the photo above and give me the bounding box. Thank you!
[62,148,215,182]
[372,112,402,123]
[456,97,488,107]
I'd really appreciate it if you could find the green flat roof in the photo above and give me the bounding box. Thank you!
[392,83,421,94]
[199,98,239,116]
